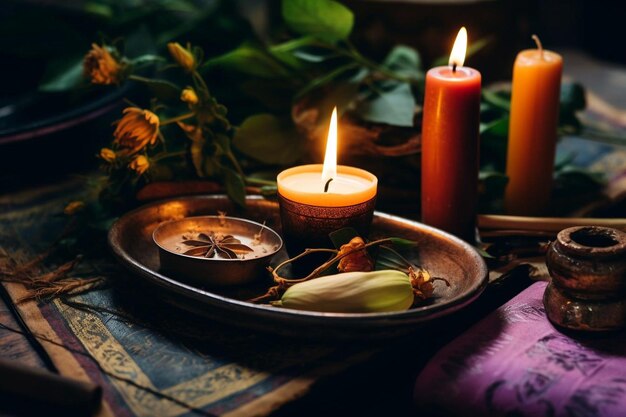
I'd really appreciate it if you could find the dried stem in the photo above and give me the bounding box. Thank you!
[271,238,395,284]
[250,238,397,303]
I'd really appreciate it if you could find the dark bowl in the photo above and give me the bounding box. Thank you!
[153,215,283,287]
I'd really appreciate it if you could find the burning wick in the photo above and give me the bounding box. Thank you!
[449,26,467,74]
[324,178,333,193]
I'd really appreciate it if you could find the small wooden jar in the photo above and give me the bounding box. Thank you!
[544,226,626,331]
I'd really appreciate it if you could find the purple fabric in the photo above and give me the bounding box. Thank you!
[414,282,626,417]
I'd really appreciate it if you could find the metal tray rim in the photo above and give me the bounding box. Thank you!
[108,195,489,326]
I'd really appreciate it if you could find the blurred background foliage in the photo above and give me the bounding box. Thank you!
[0,0,620,216]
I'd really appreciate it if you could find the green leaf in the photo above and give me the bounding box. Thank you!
[382,45,423,80]
[560,82,586,112]
[475,247,495,259]
[269,36,323,68]
[355,82,416,127]
[222,168,247,208]
[478,170,508,213]
[202,156,221,178]
[233,114,303,165]
[480,117,509,136]
[214,133,232,155]
[39,57,84,92]
[131,54,165,66]
[480,117,510,171]
[124,25,157,57]
[205,44,290,78]
[260,185,278,196]
[84,2,114,18]
[389,237,417,248]
[559,82,586,135]
[282,0,354,42]
[482,89,511,112]
[375,245,411,271]
[328,227,360,249]
[129,76,180,101]
[296,62,360,97]
[479,171,508,196]
[554,166,605,190]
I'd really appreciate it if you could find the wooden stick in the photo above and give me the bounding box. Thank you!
[478,214,626,232]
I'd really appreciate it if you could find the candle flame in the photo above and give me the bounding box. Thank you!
[321,106,338,189]
[448,27,467,68]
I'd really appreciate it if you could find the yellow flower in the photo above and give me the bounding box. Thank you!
[99,148,116,163]
[180,87,199,106]
[64,201,85,216]
[167,42,196,71]
[83,43,123,85]
[113,107,160,155]
[129,155,150,175]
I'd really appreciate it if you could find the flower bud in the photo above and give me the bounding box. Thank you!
[99,148,116,163]
[129,155,150,175]
[180,87,199,105]
[167,42,196,72]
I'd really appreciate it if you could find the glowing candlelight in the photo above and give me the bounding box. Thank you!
[321,107,338,190]
[421,26,481,242]
[276,107,377,207]
[448,27,467,70]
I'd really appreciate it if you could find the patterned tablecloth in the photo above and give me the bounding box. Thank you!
[0,137,624,416]
[0,181,373,417]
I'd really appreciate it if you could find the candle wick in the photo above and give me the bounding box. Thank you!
[324,178,333,193]
[452,63,457,73]
[532,34,544,60]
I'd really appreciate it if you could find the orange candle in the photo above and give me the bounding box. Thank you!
[277,107,378,254]
[421,27,481,242]
[505,35,562,215]
[277,108,377,207]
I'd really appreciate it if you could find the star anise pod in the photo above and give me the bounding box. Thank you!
[181,233,253,259]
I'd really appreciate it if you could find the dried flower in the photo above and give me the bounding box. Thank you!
[409,266,434,301]
[64,201,85,216]
[167,42,195,72]
[113,107,160,155]
[99,148,116,163]
[180,87,199,105]
[129,155,150,175]
[337,236,374,273]
[83,43,124,85]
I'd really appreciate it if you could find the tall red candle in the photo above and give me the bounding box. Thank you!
[421,27,481,242]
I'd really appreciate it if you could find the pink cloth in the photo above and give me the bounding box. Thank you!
[414,281,626,417]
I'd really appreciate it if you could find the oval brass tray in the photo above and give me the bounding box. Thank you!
[108,195,488,339]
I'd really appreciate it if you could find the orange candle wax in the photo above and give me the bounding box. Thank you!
[421,28,481,242]
[276,108,377,207]
[277,164,377,207]
[505,37,562,215]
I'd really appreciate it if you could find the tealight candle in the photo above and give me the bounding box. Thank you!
[277,165,377,207]
[277,108,378,253]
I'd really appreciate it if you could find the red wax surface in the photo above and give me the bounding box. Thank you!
[421,66,481,242]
